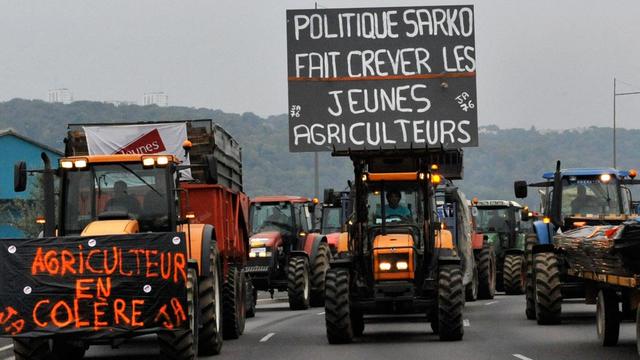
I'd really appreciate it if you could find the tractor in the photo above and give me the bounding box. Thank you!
[514,162,639,324]
[246,196,331,309]
[472,200,532,295]
[318,188,352,255]
[324,150,466,343]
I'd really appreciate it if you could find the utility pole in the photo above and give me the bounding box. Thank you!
[314,152,319,198]
[613,77,640,168]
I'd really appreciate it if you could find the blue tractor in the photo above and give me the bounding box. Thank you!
[514,161,639,324]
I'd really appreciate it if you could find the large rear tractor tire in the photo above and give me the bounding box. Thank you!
[310,242,331,307]
[245,275,257,318]
[465,265,479,302]
[477,245,496,300]
[533,252,562,325]
[503,254,525,295]
[525,234,537,320]
[597,289,620,347]
[197,241,223,355]
[159,268,198,360]
[438,265,464,341]
[325,268,354,344]
[223,266,247,339]
[13,338,51,360]
[288,256,311,310]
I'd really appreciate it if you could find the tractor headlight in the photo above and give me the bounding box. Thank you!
[396,261,409,270]
[379,262,392,271]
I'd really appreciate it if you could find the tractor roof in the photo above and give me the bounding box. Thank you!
[475,200,522,208]
[542,168,629,180]
[252,195,310,204]
[61,154,179,165]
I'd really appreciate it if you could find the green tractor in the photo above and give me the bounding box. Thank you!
[472,200,532,295]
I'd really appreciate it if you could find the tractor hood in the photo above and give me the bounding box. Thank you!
[249,231,282,248]
[325,232,341,248]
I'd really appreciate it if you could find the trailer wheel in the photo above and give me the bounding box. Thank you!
[525,234,537,320]
[325,268,354,344]
[310,242,331,307]
[223,266,247,339]
[597,289,620,346]
[52,340,86,360]
[438,265,464,341]
[477,244,496,300]
[503,254,525,295]
[13,338,50,360]
[533,252,562,325]
[198,241,223,355]
[159,267,198,360]
[288,256,310,310]
[245,275,257,318]
[465,265,479,302]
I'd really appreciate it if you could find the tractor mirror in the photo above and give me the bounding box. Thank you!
[204,155,218,184]
[521,209,530,221]
[14,161,27,192]
[514,181,528,198]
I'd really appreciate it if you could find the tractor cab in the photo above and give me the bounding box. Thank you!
[473,200,527,257]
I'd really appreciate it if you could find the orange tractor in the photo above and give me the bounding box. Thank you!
[246,196,331,308]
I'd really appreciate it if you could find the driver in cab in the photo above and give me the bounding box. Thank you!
[382,190,411,218]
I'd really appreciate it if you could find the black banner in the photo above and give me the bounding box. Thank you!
[287,5,478,152]
[0,233,189,337]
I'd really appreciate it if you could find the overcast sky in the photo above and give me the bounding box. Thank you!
[1,0,639,129]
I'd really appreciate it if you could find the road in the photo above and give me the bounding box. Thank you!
[0,293,638,360]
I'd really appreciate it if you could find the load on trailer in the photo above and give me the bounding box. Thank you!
[247,196,330,309]
[514,162,639,324]
[5,119,250,360]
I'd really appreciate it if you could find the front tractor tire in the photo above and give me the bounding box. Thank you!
[534,252,562,325]
[223,266,247,339]
[159,267,199,360]
[198,241,224,355]
[503,254,526,295]
[477,244,496,300]
[288,256,311,310]
[310,242,331,307]
[465,265,479,302]
[438,265,464,341]
[325,268,354,344]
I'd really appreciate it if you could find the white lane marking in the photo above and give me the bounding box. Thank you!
[485,301,498,306]
[317,312,325,315]
[513,354,534,360]
[0,344,13,352]
[463,319,470,327]
[260,332,276,342]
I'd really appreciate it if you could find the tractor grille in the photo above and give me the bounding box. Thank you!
[245,265,270,274]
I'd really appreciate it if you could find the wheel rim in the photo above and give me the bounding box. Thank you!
[597,291,605,338]
[304,266,310,301]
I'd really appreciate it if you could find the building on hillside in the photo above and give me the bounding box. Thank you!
[0,130,63,238]
[47,88,74,104]
[143,92,169,107]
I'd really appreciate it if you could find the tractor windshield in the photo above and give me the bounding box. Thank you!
[62,163,172,234]
[366,183,423,227]
[322,207,342,234]
[561,176,621,216]
[250,202,295,234]
[475,207,511,233]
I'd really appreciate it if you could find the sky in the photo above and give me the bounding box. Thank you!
[0,0,639,130]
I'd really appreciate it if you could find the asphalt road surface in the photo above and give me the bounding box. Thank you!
[0,293,638,360]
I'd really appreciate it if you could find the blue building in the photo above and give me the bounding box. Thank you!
[0,129,62,237]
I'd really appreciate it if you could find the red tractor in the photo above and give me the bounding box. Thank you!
[246,196,331,309]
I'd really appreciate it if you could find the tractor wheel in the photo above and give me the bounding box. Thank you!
[223,266,247,339]
[477,245,496,300]
[503,254,525,295]
[159,268,198,360]
[197,241,223,355]
[310,242,331,307]
[597,289,620,346]
[465,265,479,302]
[438,265,464,341]
[13,338,51,360]
[288,256,311,310]
[533,252,562,325]
[52,340,86,360]
[325,268,354,344]
[525,234,537,320]
[245,275,257,318]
